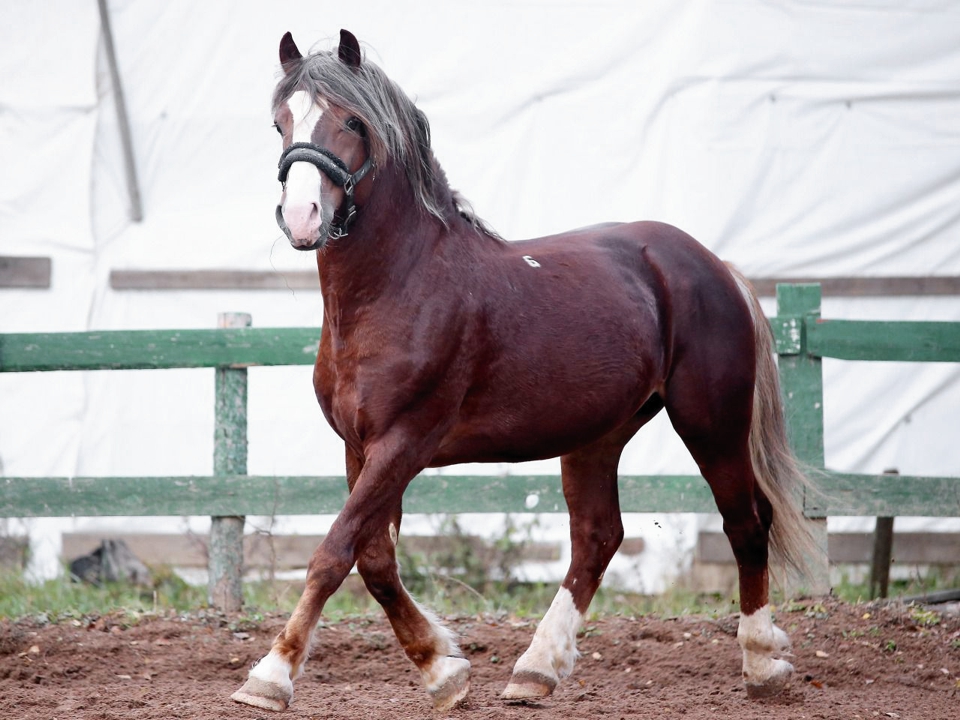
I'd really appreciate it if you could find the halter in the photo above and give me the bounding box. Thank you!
[276,142,375,240]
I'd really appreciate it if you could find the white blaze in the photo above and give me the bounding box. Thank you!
[281,91,330,243]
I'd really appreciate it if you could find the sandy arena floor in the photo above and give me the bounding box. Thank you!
[2,597,958,719]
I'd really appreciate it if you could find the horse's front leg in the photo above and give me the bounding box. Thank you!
[347,443,470,710]
[230,438,468,712]
[357,515,470,710]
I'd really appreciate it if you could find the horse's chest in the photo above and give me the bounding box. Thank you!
[313,343,406,447]
[314,354,363,443]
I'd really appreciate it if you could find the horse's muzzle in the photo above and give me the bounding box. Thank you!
[276,205,324,251]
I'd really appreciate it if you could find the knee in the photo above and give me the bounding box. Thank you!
[306,543,353,584]
[357,545,400,603]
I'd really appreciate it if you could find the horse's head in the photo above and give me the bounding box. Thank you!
[273,30,374,251]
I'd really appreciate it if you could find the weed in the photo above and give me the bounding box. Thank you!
[832,567,960,603]
[907,605,941,627]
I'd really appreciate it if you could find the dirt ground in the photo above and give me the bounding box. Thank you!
[1,597,958,720]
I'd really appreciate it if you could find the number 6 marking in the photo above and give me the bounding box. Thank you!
[522,255,541,268]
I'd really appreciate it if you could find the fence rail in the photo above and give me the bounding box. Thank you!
[2,284,960,604]
[2,472,957,519]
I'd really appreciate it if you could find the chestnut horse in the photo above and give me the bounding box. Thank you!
[232,30,812,712]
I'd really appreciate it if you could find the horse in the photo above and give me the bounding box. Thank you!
[232,29,813,713]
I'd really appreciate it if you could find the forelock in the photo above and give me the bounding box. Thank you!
[272,46,491,231]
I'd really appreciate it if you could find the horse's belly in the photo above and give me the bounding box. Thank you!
[430,371,657,465]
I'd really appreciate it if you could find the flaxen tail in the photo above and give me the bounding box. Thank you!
[727,265,818,578]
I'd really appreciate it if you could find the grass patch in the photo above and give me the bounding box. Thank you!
[831,567,960,604]
[0,566,205,621]
[10,561,956,626]
[0,567,737,624]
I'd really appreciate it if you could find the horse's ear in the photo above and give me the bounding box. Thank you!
[279,32,303,72]
[338,29,362,69]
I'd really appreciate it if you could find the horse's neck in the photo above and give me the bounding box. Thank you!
[316,171,445,317]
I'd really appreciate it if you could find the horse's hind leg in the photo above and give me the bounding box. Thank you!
[664,363,793,697]
[706,453,793,697]
[502,414,651,699]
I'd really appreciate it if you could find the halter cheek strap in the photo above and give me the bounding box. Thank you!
[277,142,375,239]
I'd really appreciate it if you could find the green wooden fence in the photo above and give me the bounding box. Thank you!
[2,284,959,599]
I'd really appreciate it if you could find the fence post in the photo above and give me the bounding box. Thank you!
[209,312,250,611]
[776,283,830,596]
[869,467,899,600]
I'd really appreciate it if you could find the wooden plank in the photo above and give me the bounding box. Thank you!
[0,473,722,518]
[769,315,803,355]
[698,530,960,565]
[0,327,319,372]
[109,271,960,296]
[62,532,564,569]
[870,515,895,599]
[209,312,249,611]
[0,316,830,372]
[110,270,318,291]
[2,468,956,520]
[807,318,960,362]
[0,257,51,289]
[751,276,960,297]
[819,472,960,517]
[776,283,829,595]
[776,285,826,504]
[22,471,954,520]
[5,317,957,372]
[618,474,717,512]
[63,532,326,569]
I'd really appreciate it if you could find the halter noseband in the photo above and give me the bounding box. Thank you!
[276,142,375,240]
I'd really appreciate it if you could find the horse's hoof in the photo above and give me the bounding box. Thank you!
[500,670,557,700]
[231,677,292,712]
[744,658,793,699]
[425,656,471,711]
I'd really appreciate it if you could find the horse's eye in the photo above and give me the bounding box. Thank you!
[273,122,282,135]
[345,117,365,135]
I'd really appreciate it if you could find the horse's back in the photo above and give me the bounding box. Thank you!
[506,220,750,345]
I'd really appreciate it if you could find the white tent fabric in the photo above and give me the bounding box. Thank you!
[2,1,960,585]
